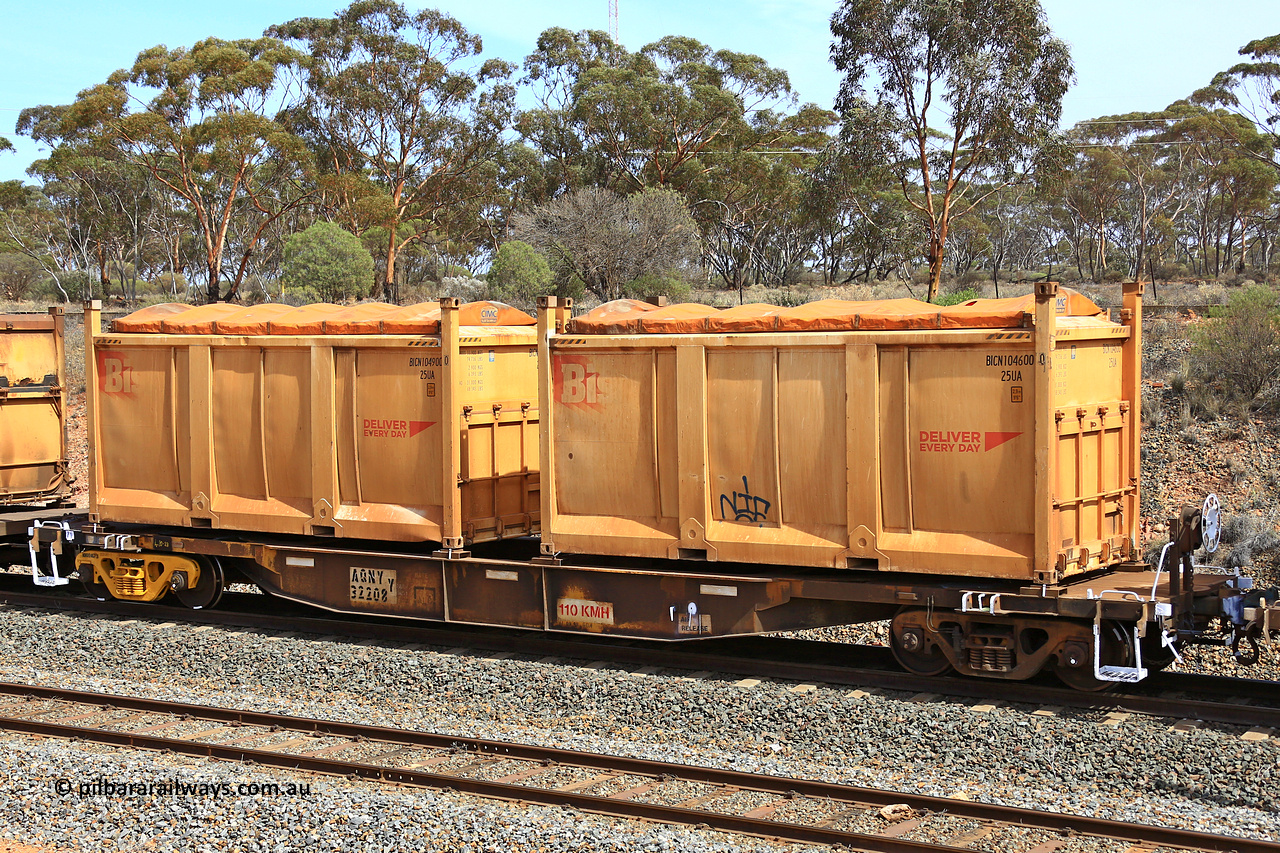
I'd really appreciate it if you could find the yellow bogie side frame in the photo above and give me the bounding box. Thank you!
[77,550,203,603]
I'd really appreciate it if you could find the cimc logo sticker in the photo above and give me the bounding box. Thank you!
[918,430,1023,453]
[96,351,137,396]
[553,355,604,409]
[479,306,499,324]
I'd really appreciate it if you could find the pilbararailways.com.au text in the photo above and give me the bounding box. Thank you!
[55,777,312,799]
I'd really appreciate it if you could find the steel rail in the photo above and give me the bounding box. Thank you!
[1,683,1274,853]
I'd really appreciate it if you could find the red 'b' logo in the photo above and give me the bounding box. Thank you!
[97,351,137,396]
[553,355,603,409]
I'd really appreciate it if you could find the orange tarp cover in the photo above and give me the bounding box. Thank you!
[112,303,192,333]
[317,303,399,335]
[116,300,535,336]
[159,304,242,334]
[567,289,1104,334]
[265,303,347,335]
[212,303,294,335]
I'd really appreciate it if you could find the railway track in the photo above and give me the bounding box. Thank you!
[1,682,1274,853]
[2,580,1277,733]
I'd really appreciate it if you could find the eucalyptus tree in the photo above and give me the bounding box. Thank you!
[517,27,623,198]
[568,35,797,195]
[802,136,917,285]
[694,104,834,297]
[830,0,1073,300]
[20,37,316,302]
[0,185,75,301]
[1067,114,1198,282]
[1197,33,1280,174]
[1162,106,1276,276]
[518,30,826,291]
[25,141,159,300]
[270,0,516,301]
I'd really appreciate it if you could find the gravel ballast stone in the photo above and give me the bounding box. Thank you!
[0,605,1277,850]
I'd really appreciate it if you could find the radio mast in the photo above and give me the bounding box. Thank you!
[608,0,618,43]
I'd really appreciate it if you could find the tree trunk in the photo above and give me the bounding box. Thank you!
[927,229,946,303]
[383,230,399,303]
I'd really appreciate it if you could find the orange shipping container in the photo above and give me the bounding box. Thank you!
[0,309,71,505]
[538,284,1143,583]
[87,299,539,546]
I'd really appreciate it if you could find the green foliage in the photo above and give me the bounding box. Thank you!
[270,1,515,302]
[1198,32,1280,174]
[282,221,375,303]
[151,272,188,298]
[20,35,316,303]
[487,241,554,309]
[625,273,691,303]
[935,286,983,307]
[1191,285,1280,408]
[0,253,46,299]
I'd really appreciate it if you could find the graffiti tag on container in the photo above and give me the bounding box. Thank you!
[720,475,771,523]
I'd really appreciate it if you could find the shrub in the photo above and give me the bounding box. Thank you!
[282,221,375,303]
[439,276,488,302]
[1190,285,1280,407]
[935,286,982,306]
[626,273,691,304]
[487,241,554,310]
[0,253,45,300]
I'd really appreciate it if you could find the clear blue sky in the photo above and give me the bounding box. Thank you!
[0,0,1275,183]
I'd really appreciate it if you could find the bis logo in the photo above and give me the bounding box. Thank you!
[97,351,138,396]
[553,355,604,409]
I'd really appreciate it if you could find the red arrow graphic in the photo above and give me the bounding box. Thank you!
[984,431,1023,451]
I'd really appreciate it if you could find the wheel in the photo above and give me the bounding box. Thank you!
[81,577,110,601]
[172,555,224,610]
[890,613,954,676]
[77,562,110,601]
[1052,621,1133,692]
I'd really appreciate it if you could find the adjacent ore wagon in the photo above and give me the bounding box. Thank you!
[55,284,1271,691]
[0,309,72,507]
